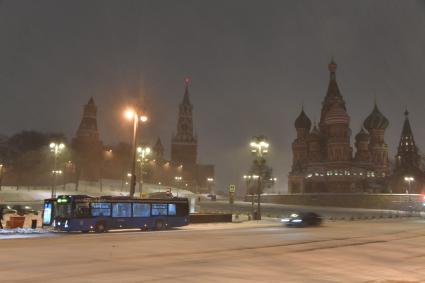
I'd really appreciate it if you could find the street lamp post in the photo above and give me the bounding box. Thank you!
[404,176,414,194]
[137,146,151,197]
[243,175,255,218]
[249,136,270,220]
[50,142,65,198]
[124,108,148,197]
[0,164,4,191]
[404,176,415,212]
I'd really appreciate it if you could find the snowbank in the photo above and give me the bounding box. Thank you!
[0,228,49,235]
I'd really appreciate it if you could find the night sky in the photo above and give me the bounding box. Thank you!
[1,1,425,193]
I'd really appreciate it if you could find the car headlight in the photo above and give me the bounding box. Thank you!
[292,219,303,223]
[280,218,290,223]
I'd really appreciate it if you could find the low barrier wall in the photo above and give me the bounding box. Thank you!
[245,194,425,210]
[189,213,232,223]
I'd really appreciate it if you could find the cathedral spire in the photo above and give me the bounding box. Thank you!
[326,59,342,99]
[319,59,347,130]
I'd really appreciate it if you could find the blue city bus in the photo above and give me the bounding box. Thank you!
[43,195,189,232]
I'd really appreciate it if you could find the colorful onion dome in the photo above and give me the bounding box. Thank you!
[295,108,312,130]
[355,128,369,141]
[363,103,389,130]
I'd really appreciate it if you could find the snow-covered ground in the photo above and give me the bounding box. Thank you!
[0,218,424,282]
[0,228,49,235]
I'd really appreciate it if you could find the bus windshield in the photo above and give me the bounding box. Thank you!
[56,204,72,218]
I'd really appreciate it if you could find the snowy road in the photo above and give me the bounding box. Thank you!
[1,219,425,282]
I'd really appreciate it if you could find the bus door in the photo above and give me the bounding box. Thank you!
[42,199,55,226]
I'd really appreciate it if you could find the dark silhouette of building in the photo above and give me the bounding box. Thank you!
[171,78,198,167]
[389,110,425,193]
[153,137,165,162]
[288,61,389,193]
[72,98,103,182]
[71,82,214,193]
[167,78,214,191]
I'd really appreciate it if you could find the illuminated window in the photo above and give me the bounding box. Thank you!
[112,203,131,217]
[133,203,150,217]
[168,204,177,216]
[152,204,168,216]
[91,202,111,217]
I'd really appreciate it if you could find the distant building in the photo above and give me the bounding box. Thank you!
[389,110,425,193]
[146,79,215,192]
[288,61,389,193]
[171,79,214,191]
[72,98,103,182]
[94,80,215,193]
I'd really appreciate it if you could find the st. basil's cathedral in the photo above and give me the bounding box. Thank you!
[289,60,425,194]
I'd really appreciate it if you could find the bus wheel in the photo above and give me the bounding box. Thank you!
[155,220,165,230]
[95,222,107,233]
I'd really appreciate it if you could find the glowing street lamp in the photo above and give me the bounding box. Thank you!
[136,146,151,197]
[404,176,415,194]
[250,136,269,158]
[246,136,271,220]
[49,142,65,198]
[124,107,148,197]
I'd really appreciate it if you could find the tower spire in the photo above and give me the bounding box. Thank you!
[319,59,346,130]
[396,108,419,169]
[153,137,165,160]
[183,77,191,103]
[171,77,198,166]
[402,108,413,138]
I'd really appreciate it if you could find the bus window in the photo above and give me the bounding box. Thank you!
[168,204,176,216]
[112,203,131,217]
[75,203,90,218]
[151,204,168,216]
[91,203,111,217]
[133,203,150,217]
